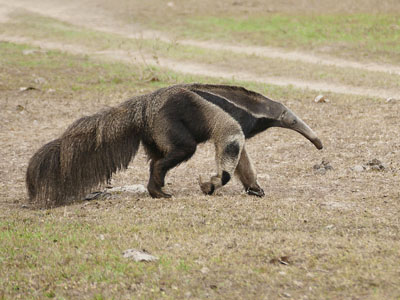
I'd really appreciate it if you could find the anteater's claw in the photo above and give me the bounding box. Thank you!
[246,187,265,197]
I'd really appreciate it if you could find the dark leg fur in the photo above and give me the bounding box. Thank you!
[148,159,172,198]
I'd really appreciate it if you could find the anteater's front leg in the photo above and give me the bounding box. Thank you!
[200,129,245,195]
[234,146,264,197]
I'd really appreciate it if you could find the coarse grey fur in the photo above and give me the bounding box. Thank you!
[26,83,323,208]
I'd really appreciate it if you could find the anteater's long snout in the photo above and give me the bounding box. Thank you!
[280,109,323,150]
[294,120,323,149]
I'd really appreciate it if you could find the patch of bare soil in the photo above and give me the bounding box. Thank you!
[2,67,399,207]
[0,2,12,22]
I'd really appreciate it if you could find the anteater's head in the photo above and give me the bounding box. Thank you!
[181,83,323,150]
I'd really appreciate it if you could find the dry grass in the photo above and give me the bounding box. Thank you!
[96,0,400,18]
[1,40,400,299]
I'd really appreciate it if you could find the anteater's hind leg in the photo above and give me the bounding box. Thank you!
[199,129,245,195]
[147,159,172,198]
[146,124,197,198]
[235,146,265,197]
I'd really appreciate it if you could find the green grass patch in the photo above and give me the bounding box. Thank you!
[0,41,165,94]
[185,14,399,45]
[0,214,157,298]
[160,14,400,64]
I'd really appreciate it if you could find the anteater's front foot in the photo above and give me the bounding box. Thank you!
[246,186,265,197]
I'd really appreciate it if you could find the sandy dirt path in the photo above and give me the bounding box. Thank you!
[1,34,396,99]
[0,0,399,98]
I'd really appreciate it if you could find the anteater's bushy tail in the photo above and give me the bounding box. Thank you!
[26,138,64,207]
[26,102,142,208]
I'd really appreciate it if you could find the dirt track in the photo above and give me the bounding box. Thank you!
[1,0,399,98]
